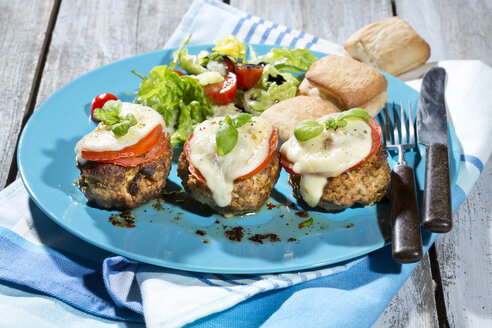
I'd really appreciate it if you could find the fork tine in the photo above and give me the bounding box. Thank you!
[408,100,415,144]
[392,102,399,143]
[400,101,407,143]
[384,104,391,144]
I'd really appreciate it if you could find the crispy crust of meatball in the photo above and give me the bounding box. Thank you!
[289,144,390,211]
[177,151,281,215]
[77,137,172,210]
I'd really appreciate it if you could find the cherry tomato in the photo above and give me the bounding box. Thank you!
[90,93,119,122]
[204,72,237,105]
[172,69,184,76]
[81,125,162,161]
[222,57,235,74]
[280,117,382,175]
[235,64,263,90]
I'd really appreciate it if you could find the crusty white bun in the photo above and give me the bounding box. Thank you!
[344,16,431,76]
[260,95,338,142]
[298,55,388,117]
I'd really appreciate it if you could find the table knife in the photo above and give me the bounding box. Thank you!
[417,67,452,233]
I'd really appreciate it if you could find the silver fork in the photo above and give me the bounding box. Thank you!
[382,101,423,263]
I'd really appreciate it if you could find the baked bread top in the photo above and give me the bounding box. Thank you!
[305,55,387,110]
[344,16,430,76]
[260,95,338,142]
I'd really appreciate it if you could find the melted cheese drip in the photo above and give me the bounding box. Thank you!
[189,116,273,207]
[75,102,165,163]
[280,113,372,207]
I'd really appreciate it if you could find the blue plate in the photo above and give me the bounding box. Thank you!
[17,45,461,274]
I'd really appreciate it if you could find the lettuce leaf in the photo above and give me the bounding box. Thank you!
[252,48,317,72]
[243,64,299,114]
[134,65,213,145]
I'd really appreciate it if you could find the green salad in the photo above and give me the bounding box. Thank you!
[133,35,318,146]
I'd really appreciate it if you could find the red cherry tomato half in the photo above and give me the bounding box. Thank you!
[204,72,237,105]
[172,69,184,76]
[235,64,263,90]
[90,93,119,122]
[222,57,235,74]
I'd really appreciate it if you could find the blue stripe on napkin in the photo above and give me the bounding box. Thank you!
[0,227,143,323]
[245,18,264,43]
[232,14,251,36]
[461,154,484,172]
[260,23,278,44]
[305,36,319,49]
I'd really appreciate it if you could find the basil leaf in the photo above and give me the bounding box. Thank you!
[323,108,370,131]
[298,217,313,229]
[337,107,370,123]
[294,120,324,141]
[231,113,252,128]
[216,120,238,156]
[112,113,137,136]
[93,100,122,125]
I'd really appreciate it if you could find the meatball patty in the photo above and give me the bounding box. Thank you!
[177,151,281,215]
[289,143,390,211]
[77,137,172,210]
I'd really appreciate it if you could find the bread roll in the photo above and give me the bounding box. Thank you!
[260,96,338,142]
[344,16,431,76]
[300,55,388,116]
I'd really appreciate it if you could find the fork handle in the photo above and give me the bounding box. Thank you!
[391,164,423,263]
[422,143,452,233]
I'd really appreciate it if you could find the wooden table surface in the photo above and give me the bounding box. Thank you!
[1,0,490,326]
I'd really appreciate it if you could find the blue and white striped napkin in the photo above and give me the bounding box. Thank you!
[0,0,491,327]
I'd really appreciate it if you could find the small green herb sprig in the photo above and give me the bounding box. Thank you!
[93,100,137,136]
[215,113,252,156]
[293,108,370,141]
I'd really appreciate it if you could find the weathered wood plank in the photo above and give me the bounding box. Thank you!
[36,0,194,106]
[228,1,438,327]
[435,153,492,327]
[395,0,492,65]
[373,254,438,327]
[0,0,56,189]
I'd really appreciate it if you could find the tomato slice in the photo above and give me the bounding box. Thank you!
[235,64,263,90]
[280,117,382,175]
[235,128,278,180]
[101,132,168,167]
[172,69,184,76]
[347,117,381,171]
[183,133,207,185]
[81,125,162,161]
[90,93,119,123]
[204,72,237,105]
[183,128,279,184]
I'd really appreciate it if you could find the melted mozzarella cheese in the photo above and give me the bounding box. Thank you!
[280,113,372,207]
[189,116,273,207]
[75,102,166,162]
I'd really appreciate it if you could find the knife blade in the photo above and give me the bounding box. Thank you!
[417,67,452,233]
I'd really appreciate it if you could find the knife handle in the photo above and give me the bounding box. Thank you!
[391,164,423,263]
[423,143,452,233]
